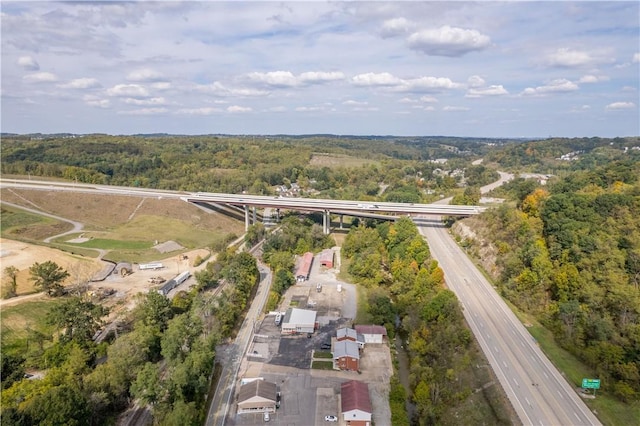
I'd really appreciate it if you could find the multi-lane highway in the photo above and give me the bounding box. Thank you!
[415,173,601,426]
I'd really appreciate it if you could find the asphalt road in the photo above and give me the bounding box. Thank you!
[414,172,602,426]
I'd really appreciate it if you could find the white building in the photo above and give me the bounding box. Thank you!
[281,308,317,334]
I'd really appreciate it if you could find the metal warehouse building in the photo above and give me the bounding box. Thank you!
[281,308,317,334]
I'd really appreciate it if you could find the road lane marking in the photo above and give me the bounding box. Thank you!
[525,397,531,407]
[557,390,564,399]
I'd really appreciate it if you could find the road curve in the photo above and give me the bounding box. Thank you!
[414,172,601,426]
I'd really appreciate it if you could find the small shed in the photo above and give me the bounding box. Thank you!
[354,325,387,344]
[341,380,372,426]
[237,379,277,414]
[318,249,334,268]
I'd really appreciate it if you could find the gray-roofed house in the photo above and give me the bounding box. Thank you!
[334,340,360,371]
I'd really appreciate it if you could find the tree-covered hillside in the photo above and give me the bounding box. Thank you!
[463,156,640,403]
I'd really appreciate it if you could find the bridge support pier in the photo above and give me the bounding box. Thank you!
[339,214,343,229]
[323,210,330,235]
[244,205,250,231]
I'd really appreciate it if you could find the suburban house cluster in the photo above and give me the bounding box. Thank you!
[333,325,386,372]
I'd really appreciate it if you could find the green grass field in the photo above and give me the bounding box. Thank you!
[1,299,63,356]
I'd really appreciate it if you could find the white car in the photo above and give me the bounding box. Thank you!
[324,415,338,422]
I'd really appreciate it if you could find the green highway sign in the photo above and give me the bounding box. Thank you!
[582,378,601,389]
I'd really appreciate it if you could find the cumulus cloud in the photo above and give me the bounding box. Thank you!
[352,72,403,87]
[59,78,101,89]
[247,71,298,87]
[343,100,368,106]
[83,95,110,108]
[407,26,491,57]
[118,107,168,115]
[126,69,165,82]
[443,106,470,112]
[605,102,636,110]
[247,70,344,87]
[176,107,221,115]
[546,47,613,68]
[227,105,252,113]
[295,106,324,112]
[420,95,438,103]
[521,79,579,96]
[381,17,414,38]
[23,72,57,83]
[400,76,462,92]
[578,74,609,84]
[632,53,640,63]
[106,84,149,98]
[17,56,40,71]
[466,85,509,98]
[299,71,345,84]
[467,75,486,88]
[124,97,167,106]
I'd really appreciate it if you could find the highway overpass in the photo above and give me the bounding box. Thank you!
[187,192,485,233]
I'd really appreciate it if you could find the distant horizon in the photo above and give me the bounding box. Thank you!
[2,132,638,140]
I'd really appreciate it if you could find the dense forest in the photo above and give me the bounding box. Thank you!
[342,217,511,425]
[0,134,502,201]
[1,251,259,425]
[463,149,640,402]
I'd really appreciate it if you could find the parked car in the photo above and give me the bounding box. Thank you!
[325,415,338,422]
[264,412,270,422]
[320,343,332,350]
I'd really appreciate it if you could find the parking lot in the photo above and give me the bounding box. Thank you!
[230,249,392,425]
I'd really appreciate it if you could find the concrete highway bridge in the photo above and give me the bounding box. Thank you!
[187,192,485,234]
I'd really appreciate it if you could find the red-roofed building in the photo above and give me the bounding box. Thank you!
[295,252,314,282]
[354,325,387,344]
[341,380,372,426]
[318,248,334,268]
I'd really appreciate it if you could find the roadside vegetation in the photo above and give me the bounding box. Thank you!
[1,250,259,424]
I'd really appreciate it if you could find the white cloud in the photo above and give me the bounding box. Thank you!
[106,84,149,98]
[126,69,165,82]
[59,78,101,89]
[227,105,252,113]
[578,75,609,84]
[420,95,438,103]
[151,82,171,90]
[443,106,470,112]
[247,71,298,87]
[407,26,491,57]
[17,56,40,71]
[299,71,345,84]
[467,75,486,88]
[118,107,168,115]
[546,47,613,68]
[176,107,221,115]
[23,72,57,83]
[352,72,402,87]
[632,53,640,63]
[521,79,579,96]
[124,97,167,106]
[343,100,368,106]
[296,106,324,112]
[400,76,462,93]
[381,17,414,38]
[83,95,110,108]
[605,102,636,110]
[466,85,509,98]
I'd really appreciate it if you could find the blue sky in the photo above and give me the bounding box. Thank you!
[1,1,639,137]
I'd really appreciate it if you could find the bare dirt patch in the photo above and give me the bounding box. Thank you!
[0,238,104,297]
